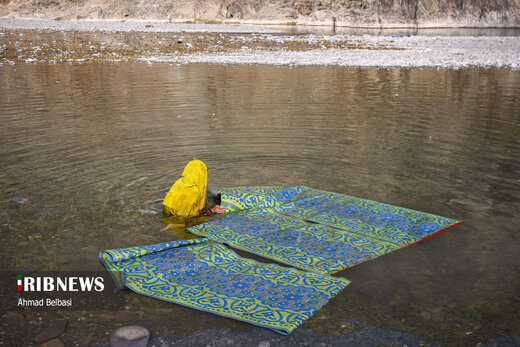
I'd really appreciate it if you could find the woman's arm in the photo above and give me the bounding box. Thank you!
[199,205,225,216]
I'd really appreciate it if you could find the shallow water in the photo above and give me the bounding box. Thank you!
[1,62,519,345]
[273,25,520,37]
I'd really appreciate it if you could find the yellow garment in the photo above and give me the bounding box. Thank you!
[162,160,208,219]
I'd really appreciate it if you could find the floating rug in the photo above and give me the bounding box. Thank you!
[187,186,463,275]
[99,238,350,335]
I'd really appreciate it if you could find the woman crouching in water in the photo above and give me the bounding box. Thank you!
[162,159,225,228]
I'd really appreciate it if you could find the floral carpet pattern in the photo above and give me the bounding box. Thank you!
[188,186,462,274]
[100,238,350,334]
[100,186,461,334]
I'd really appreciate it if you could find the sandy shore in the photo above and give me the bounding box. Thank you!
[1,18,519,69]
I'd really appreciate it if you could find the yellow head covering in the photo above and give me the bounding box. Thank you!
[162,160,208,218]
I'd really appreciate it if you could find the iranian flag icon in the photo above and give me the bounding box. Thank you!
[17,275,22,291]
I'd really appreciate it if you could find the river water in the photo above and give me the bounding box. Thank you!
[276,26,520,36]
[1,62,519,345]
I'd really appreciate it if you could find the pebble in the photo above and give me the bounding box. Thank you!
[258,341,270,347]
[12,197,28,204]
[110,325,150,347]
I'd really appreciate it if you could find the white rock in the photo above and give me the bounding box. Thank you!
[110,326,150,347]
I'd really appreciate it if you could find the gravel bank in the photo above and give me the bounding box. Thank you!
[184,36,520,69]
[0,18,279,33]
[1,18,519,69]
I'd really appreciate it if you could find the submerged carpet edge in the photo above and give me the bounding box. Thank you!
[99,238,350,335]
[188,186,463,274]
[99,185,462,334]
[402,221,465,249]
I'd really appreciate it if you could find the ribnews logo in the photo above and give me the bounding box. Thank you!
[1,271,124,311]
[16,274,104,292]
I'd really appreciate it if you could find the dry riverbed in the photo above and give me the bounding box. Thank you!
[1,18,519,69]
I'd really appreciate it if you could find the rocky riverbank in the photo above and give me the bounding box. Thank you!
[1,0,519,28]
[1,18,519,69]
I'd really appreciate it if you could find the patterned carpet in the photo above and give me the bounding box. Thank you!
[100,186,461,333]
[100,238,349,334]
[188,186,462,274]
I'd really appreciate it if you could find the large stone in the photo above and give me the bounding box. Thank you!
[110,325,150,347]
[41,338,65,347]
[34,319,68,343]
[3,312,25,333]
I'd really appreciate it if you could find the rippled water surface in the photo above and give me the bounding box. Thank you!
[1,62,519,345]
[276,26,520,36]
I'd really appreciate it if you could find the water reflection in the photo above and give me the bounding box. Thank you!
[0,63,519,344]
[272,25,520,36]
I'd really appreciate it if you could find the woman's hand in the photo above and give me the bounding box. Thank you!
[211,205,226,214]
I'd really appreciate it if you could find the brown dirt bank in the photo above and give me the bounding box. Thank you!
[1,0,519,28]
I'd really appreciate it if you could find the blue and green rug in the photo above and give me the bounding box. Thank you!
[101,186,462,334]
[100,238,349,334]
[188,186,462,275]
